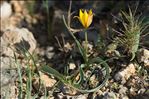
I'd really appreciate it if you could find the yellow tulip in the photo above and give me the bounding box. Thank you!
[77,9,93,29]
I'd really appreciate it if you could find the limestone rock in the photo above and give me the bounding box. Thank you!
[103,91,117,99]
[1,28,37,57]
[11,1,24,13]
[1,27,36,98]
[40,72,56,88]
[137,48,149,67]
[45,46,55,59]
[114,63,136,84]
[0,1,13,32]
[0,2,12,19]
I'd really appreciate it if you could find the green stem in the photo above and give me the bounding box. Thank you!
[41,57,110,93]
[85,30,88,62]
[45,0,52,40]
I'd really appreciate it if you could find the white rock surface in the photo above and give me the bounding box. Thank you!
[0,2,12,19]
[1,27,36,98]
[1,28,37,57]
[0,2,13,32]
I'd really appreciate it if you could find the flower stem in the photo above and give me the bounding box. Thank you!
[85,31,88,62]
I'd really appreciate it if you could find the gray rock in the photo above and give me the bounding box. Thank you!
[1,84,17,99]
[45,46,55,59]
[119,85,128,98]
[119,85,128,95]
[103,92,117,99]
[0,1,13,32]
[138,88,146,94]
[1,28,36,98]
[137,48,149,67]
[73,95,87,99]
[121,96,129,99]
[1,28,36,57]
[114,63,136,84]
[1,57,18,99]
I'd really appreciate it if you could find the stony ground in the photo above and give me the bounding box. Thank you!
[0,1,149,99]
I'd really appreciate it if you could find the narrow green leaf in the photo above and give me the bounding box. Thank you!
[76,64,85,85]
[41,66,67,83]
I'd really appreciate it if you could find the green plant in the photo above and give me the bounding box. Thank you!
[14,47,46,98]
[43,0,53,41]
[115,8,148,61]
[41,1,110,93]
[14,54,23,99]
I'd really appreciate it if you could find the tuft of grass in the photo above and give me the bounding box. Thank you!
[115,8,148,61]
[14,47,48,98]
[43,0,53,41]
[14,53,23,99]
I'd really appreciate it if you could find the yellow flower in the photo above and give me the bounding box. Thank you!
[77,9,93,29]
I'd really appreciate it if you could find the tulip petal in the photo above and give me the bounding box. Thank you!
[87,14,93,28]
[84,10,88,28]
[79,9,83,21]
[78,9,93,28]
[79,9,85,28]
[89,9,92,15]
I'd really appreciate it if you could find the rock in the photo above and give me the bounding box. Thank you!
[103,91,117,99]
[1,28,36,98]
[114,63,136,84]
[1,28,36,57]
[105,42,121,57]
[119,85,127,94]
[73,95,87,99]
[0,2,12,19]
[56,93,65,99]
[1,13,23,32]
[137,48,149,67]
[58,83,77,95]
[119,85,128,98]
[121,96,129,99]
[1,55,18,99]
[1,84,17,99]
[0,1,13,32]
[64,42,73,52]
[129,87,137,96]
[55,92,87,99]
[40,72,56,88]
[11,1,24,13]
[138,88,146,94]
[40,96,54,99]
[1,1,32,32]
[45,46,55,59]
[69,63,76,70]
[1,64,17,86]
